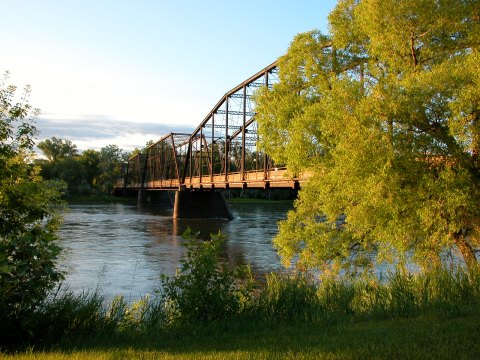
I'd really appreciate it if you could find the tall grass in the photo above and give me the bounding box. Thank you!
[255,272,320,321]
[4,231,479,351]
[252,266,480,324]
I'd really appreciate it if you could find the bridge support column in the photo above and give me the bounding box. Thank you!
[137,190,174,208]
[113,189,137,198]
[173,190,233,219]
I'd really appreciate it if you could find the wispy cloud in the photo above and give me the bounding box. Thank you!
[35,114,194,152]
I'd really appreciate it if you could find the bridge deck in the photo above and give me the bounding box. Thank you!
[122,168,308,190]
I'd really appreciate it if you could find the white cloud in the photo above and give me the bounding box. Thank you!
[35,115,193,152]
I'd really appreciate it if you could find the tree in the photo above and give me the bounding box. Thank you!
[0,73,65,339]
[37,143,103,195]
[37,140,128,195]
[79,149,101,189]
[97,144,128,193]
[129,140,154,159]
[253,0,480,273]
[36,137,80,194]
[37,136,78,162]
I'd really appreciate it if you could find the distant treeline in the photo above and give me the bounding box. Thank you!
[35,137,133,196]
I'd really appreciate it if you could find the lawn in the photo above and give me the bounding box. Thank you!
[3,312,479,360]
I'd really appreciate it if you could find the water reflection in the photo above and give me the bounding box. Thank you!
[59,201,292,300]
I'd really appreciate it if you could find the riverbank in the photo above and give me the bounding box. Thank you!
[3,259,480,358]
[65,194,137,205]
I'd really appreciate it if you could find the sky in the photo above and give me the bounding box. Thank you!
[1,0,337,152]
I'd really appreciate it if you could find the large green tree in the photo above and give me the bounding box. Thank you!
[37,136,78,162]
[97,144,128,193]
[254,0,480,272]
[0,73,65,338]
[79,149,101,189]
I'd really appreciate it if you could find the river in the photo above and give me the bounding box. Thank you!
[58,201,292,300]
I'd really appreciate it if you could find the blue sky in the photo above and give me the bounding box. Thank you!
[2,0,337,151]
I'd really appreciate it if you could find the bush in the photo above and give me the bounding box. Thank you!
[160,228,253,327]
[0,74,65,346]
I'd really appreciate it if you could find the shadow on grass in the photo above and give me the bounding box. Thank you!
[49,313,480,360]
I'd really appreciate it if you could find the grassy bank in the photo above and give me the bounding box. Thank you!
[2,232,479,358]
[3,268,479,359]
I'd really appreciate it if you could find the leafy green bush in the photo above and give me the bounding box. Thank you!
[160,228,253,326]
[0,74,65,345]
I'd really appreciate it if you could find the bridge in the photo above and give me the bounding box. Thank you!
[115,61,308,218]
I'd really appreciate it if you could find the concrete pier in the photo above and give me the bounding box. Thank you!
[173,190,233,219]
[137,190,175,208]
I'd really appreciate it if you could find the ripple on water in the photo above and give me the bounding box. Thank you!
[59,202,291,300]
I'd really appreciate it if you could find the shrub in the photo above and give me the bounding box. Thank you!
[160,228,253,327]
[0,74,65,345]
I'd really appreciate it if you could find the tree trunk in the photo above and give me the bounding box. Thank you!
[454,233,478,269]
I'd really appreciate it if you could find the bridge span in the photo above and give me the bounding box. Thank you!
[115,61,308,218]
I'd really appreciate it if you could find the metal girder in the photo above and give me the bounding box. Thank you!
[229,117,256,140]
[203,124,242,130]
[118,61,292,191]
[230,93,252,99]
[215,110,256,117]
[190,61,278,138]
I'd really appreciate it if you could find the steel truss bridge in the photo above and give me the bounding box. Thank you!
[117,61,307,196]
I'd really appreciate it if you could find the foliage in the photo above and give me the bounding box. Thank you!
[30,289,108,345]
[0,217,478,350]
[105,294,166,334]
[0,72,65,344]
[78,149,101,189]
[37,140,127,196]
[160,228,254,326]
[97,145,128,193]
[253,0,480,272]
[255,266,480,322]
[37,137,78,162]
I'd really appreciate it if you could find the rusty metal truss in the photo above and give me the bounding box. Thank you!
[120,62,306,190]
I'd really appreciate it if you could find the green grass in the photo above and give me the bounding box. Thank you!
[3,268,480,359]
[3,232,480,359]
[3,313,480,359]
